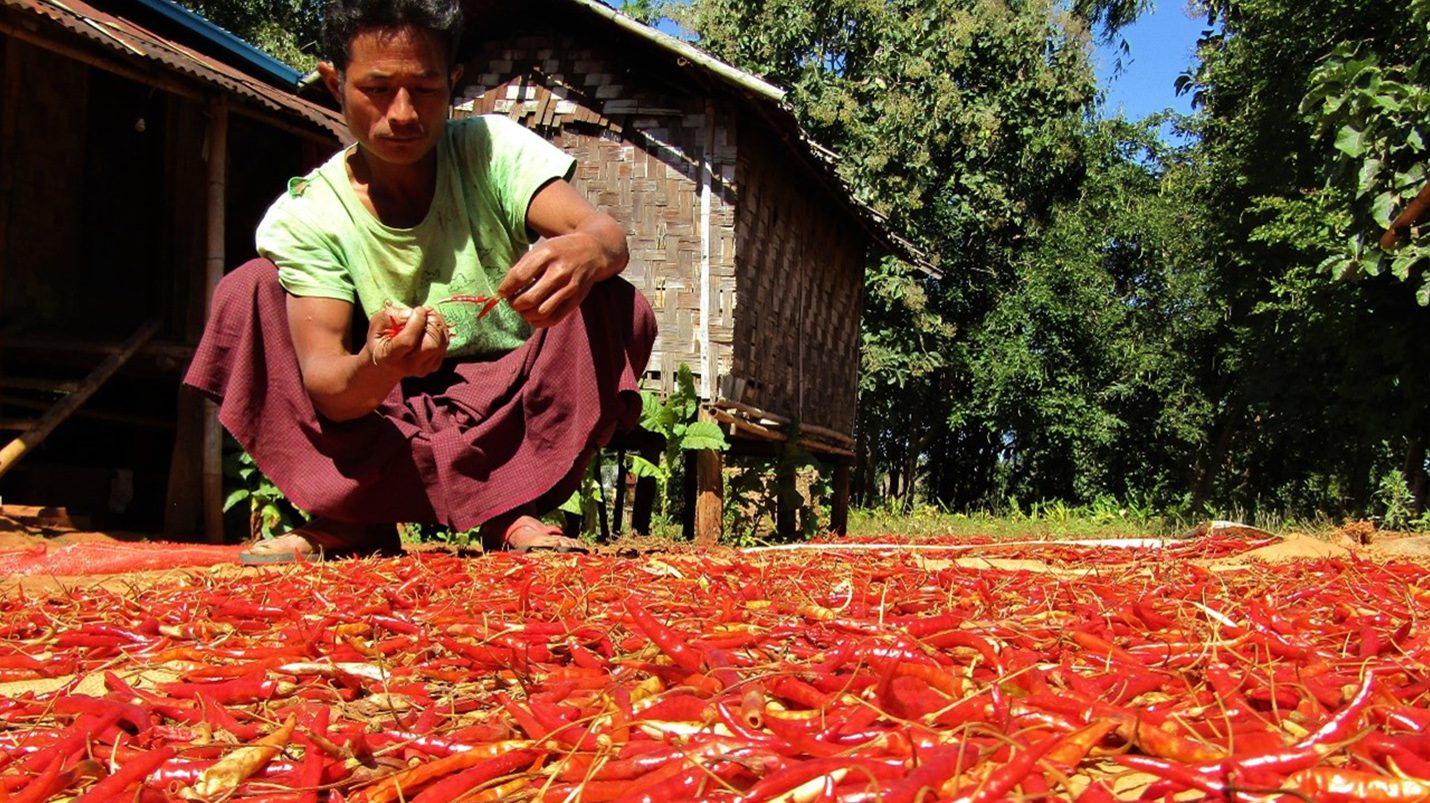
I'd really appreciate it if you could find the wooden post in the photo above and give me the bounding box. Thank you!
[830,456,851,535]
[682,449,695,541]
[775,455,796,537]
[694,410,723,545]
[0,41,20,305]
[202,96,228,544]
[612,447,627,535]
[631,440,661,535]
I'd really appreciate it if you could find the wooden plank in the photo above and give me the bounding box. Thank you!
[694,411,723,545]
[631,440,661,536]
[0,319,161,478]
[0,19,336,146]
[830,457,851,535]
[1,336,194,363]
[0,377,81,393]
[0,39,19,301]
[0,393,173,429]
[775,457,795,537]
[202,95,228,544]
[0,19,203,100]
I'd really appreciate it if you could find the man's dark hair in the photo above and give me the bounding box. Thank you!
[321,0,466,70]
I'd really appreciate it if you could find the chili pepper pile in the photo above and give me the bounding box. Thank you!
[0,534,1428,801]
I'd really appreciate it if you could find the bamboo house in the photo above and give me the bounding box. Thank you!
[451,0,932,540]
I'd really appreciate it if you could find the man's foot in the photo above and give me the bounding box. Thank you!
[485,515,588,554]
[239,520,400,564]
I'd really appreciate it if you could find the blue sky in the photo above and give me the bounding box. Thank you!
[1094,3,1208,122]
[622,2,1206,125]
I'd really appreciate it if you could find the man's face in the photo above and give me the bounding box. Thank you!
[321,25,462,167]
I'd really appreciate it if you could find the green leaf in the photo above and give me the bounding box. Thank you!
[1372,190,1398,228]
[1363,248,1386,277]
[222,488,250,512]
[628,455,666,480]
[1418,277,1430,307]
[1391,251,1417,281]
[1335,125,1365,157]
[679,420,731,451]
[1357,158,1382,196]
[558,490,584,515]
[1319,252,1353,280]
[638,391,663,431]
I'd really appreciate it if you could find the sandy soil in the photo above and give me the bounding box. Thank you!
[1,505,1425,596]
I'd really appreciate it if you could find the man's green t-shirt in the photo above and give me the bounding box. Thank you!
[256,115,576,357]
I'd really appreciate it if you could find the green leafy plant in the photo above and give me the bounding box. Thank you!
[222,447,309,540]
[558,456,606,537]
[1302,39,1430,303]
[628,364,730,522]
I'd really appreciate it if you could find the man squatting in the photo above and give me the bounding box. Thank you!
[185,0,656,559]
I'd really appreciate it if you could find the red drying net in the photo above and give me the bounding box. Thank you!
[0,542,243,576]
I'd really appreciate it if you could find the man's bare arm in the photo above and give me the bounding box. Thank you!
[286,294,447,421]
[498,179,630,328]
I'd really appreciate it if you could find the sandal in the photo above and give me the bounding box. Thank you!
[500,516,589,554]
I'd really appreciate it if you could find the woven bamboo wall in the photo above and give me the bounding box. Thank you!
[731,110,866,434]
[454,33,737,397]
[455,27,868,434]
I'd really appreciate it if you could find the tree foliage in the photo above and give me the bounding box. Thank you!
[172,0,323,71]
[1183,0,1430,517]
[656,0,1429,524]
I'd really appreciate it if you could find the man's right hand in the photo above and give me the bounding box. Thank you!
[368,303,449,377]
[288,294,448,422]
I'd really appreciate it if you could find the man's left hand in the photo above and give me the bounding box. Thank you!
[498,232,604,329]
[503,179,629,329]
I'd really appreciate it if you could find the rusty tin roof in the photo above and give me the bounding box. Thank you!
[3,0,343,138]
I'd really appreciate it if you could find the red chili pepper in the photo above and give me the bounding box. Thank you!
[407,748,538,803]
[1115,754,1228,796]
[623,598,705,674]
[9,753,65,803]
[194,691,263,740]
[73,745,175,802]
[1285,767,1430,801]
[52,694,153,735]
[1296,668,1375,749]
[161,676,288,704]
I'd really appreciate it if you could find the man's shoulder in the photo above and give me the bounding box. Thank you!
[264,151,348,222]
[258,152,350,248]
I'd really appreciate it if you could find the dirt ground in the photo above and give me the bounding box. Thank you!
[2,503,1428,596]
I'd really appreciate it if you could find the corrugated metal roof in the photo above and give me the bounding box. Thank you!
[123,0,302,88]
[3,0,342,138]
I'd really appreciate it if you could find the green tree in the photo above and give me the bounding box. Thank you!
[960,118,1219,510]
[654,0,1183,512]
[1185,0,1430,517]
[173,0,323,71]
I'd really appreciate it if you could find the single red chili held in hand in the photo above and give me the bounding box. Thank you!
[380,294,502,339]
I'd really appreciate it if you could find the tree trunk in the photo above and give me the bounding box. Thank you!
[1190,402,1241,513]
[1405,434,1427,516]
